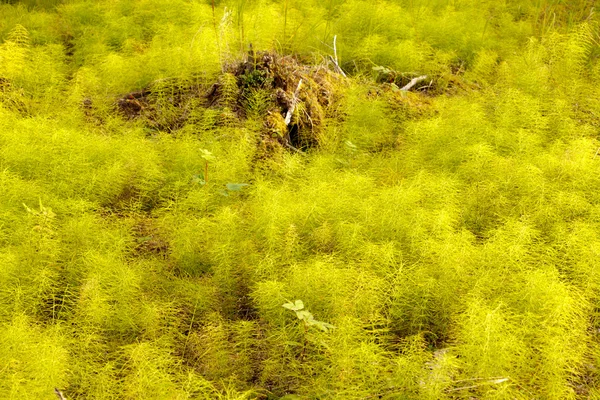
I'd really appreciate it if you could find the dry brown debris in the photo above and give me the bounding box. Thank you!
[0,77,29,115]
[132,218,169,256]
[114,50,345,153]
[216,50,344,151]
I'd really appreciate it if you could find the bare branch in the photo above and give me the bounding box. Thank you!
[285,79,303,126]
[328,35,347,77]
[55,388,67,400]
[328,55,347,77]
[400,75,428,91]
[446,378,509,392]
[333,35,339,66]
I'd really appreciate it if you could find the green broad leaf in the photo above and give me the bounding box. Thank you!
[372,66,391,74]
[296,310,313,321]
[192,174,206,186]
[282,299,304,311]
[314,321,335,332]
[199,149,216,162]
[218,189,229,197]
[226,183,249,191]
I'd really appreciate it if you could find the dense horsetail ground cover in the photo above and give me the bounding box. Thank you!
[1,0,600,398]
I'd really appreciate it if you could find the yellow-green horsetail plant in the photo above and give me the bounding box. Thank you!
[0,0,599,398]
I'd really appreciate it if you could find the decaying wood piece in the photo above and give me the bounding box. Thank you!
[400,75,428,91]
[55,388,67,400]
[284,79,303,126]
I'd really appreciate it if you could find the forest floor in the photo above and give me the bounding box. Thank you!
[1,1,600,399]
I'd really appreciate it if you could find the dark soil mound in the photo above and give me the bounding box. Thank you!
[115,50,345,153]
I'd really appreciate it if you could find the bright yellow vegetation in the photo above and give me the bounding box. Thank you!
[1,0,599,399]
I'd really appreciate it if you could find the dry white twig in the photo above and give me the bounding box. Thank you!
[446,378,509,392]
[55,388,67,400]
[329,35,347,77]
[285,79,303,126]
[333,35,339,66]
[400,75,428,91]
[329,56,347,77]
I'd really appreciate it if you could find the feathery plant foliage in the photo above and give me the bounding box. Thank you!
[0,0,600,398]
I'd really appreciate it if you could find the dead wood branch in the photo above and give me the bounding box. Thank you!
[55,388,67,400]
[329,55,347,77]
[400,75,428,91]
[334,35,339,65]
[446,378,509,392]
[329,35,347,77]
[285,79,303,125]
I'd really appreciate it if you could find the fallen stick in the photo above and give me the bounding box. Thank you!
[329,35,347,77]
[284,79,303,126]
[400,75,428,91]
[333,35,339,66]
[285,142,303,153]
[446,378,509,392]
[328,55,347,77]
[55,388,67,400]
